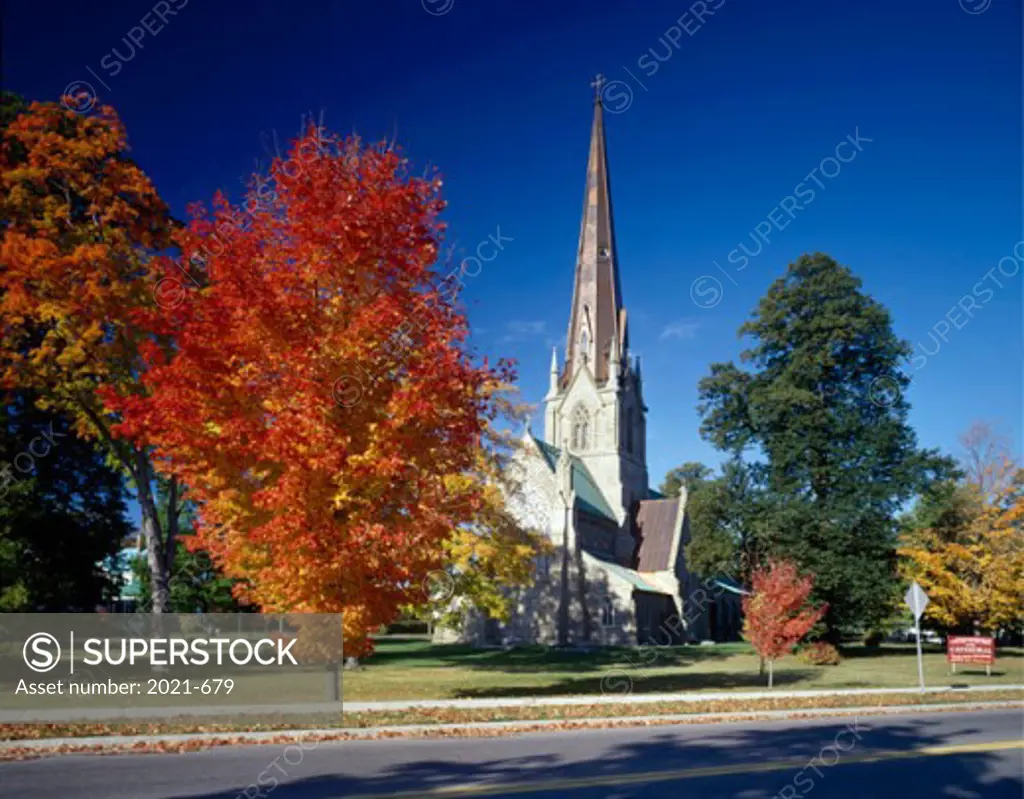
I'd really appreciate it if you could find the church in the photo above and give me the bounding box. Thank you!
[447,81,741,648]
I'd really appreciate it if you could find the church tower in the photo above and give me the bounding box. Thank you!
[544,77,649,519]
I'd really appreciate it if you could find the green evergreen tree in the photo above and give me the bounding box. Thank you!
[659,461,713,497]
[0,391,131,610]
[698,253,953,639]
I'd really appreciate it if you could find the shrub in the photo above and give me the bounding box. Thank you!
[385,619,430,635]
[798,641,842,666]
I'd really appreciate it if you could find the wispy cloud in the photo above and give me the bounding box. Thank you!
[500,320,548,342]
[507,320,546,336]
[659,319,700,342]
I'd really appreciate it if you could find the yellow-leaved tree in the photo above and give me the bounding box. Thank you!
[900,423,1024,634]
[410,382,552,635]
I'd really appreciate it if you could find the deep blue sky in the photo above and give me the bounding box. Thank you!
[4,0,1022,488]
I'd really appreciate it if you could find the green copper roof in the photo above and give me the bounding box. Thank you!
[532,437,560,470]
[712,577,749,595]
[531,437,618,522]
[597,558,669,594]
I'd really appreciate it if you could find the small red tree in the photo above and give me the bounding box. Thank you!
[742,559,827,687]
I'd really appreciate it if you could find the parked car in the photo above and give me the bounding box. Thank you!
[890,627,942,644]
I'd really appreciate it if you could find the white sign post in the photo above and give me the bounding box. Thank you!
[904,581,930,692]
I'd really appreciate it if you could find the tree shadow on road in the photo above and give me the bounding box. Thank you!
[168,711,1023,799]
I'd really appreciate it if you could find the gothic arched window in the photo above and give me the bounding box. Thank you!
[571,405,589,452]
[625,407,634,453]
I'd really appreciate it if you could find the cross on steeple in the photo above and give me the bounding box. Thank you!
[590,73,607,103]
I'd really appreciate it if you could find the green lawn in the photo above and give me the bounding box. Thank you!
[341,638,1024,702]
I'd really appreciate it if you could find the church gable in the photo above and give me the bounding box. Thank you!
[555,364,605,451]
[528,435,618,523]
[633,497,684,572]
[559,356,600,408]
[504,436,562,539]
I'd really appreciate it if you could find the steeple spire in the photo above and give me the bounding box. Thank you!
[547,347,559,394]
[564,75,625,385]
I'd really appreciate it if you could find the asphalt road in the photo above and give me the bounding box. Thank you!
[2,708,1021,798]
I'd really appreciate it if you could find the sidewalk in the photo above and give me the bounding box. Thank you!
[344,683,1024,712]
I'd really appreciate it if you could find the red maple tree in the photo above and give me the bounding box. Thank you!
[102,126,513,654]
[742,559,827,687]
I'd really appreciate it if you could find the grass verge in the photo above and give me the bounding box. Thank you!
[340,640,1024,701]
[3,688,1020,742]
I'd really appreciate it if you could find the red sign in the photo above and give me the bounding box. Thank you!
[947,636,995,665]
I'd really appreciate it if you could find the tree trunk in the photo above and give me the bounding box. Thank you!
[142,510,170,613]
[165,475,180,571]
[768,658,774,688]
[325,663,340,701]
[135,450,173,614]
[73,396,176,615]
[822,607,842,646]
[759,656,765,676]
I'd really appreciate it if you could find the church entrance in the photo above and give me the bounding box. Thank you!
[483,617,502,646]
[635,592,682,645]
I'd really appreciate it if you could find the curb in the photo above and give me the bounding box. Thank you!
[343,684,1024,712]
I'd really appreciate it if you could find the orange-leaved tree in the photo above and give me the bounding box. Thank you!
[102,125,514,654]
[0,94,182,609]
[742,559,827,687]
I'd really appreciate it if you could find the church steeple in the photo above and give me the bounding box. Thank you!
[543,78,648,505]
[564,75,626,386]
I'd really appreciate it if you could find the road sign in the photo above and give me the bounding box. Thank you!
[904,581,929,621]
[903,581,930,692]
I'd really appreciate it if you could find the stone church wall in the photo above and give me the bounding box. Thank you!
[450,542,640,648]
